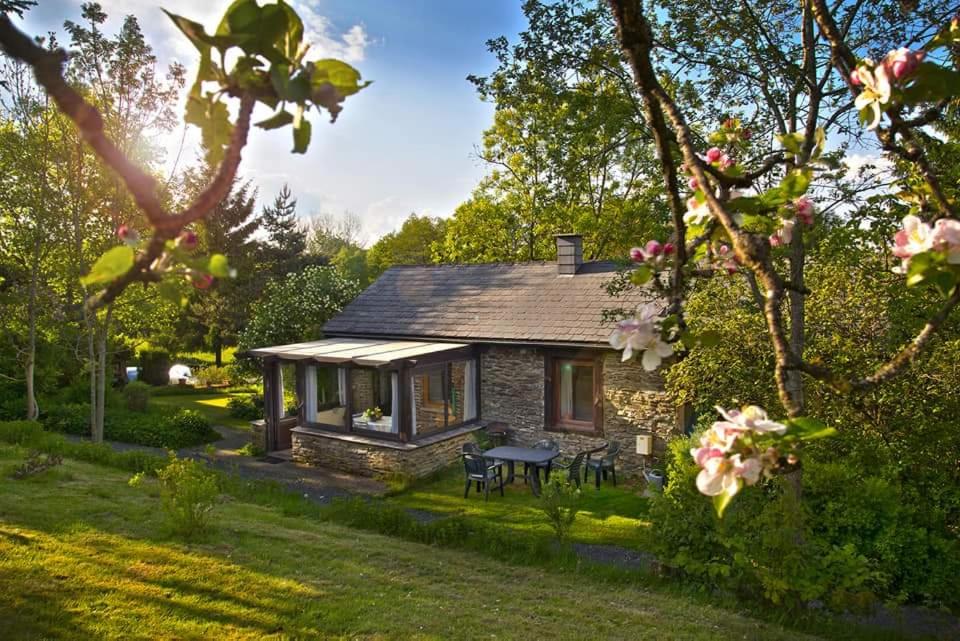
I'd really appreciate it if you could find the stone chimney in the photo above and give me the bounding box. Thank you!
[556,234,583,275]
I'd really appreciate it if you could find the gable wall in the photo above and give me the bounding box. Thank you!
[480,345,680,476]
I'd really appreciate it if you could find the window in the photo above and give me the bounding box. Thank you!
[547,356,601,433]
[411,359,479,437]
[423,371,444,407]
[301,364,347,428]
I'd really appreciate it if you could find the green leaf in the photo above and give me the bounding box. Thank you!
[256,110,294,130]
[901,63,960,104]
[310,59,369,97]
[292,117,312,154]
[713,488,737,518]
[930,269,957,298]
[775,132,804,155]
[163,11,213,52]
[202,99,234,166]
[156,280,187,307]
[630,264,652,286]
[80,245,135,286]
[278,0,304,60]
[785,416,835,440]
[906,252,936,287]
[780,169,811,200]
[208,254,233,278]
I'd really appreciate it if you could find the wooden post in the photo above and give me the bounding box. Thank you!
[399,366,412,443]
[262,358,277,452]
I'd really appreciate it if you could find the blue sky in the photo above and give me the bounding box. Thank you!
[17,1,528,243]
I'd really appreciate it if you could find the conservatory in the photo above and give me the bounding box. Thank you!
[246,338,484,478]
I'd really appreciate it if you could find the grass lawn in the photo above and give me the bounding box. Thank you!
[0,445,853,641]
[150,389,252,431]
[389,465,651,550]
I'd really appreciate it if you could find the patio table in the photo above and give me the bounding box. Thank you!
[482,446,560,497]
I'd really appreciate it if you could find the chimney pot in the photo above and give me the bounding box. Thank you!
[555,234,583,275]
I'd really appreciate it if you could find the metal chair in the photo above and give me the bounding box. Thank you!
[524,438,559,483]
[552,450,589,489]
[462,442,481,455]
[585,441,622,488]
[462,453,503,501]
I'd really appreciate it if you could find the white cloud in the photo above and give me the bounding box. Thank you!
[843,153,894,178]
[295,3,369,62]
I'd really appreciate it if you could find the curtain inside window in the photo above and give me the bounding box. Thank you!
[390,372,400,432]
[463,360,477,421]
[304,365,317,422]
[337,367,348,405]
[410,376,417,435]
[277,364,286,418]
[559,363,573,419]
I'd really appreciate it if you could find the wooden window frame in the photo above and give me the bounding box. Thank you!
[544,352,603,435]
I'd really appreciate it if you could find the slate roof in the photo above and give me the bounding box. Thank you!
[323,261,656,347]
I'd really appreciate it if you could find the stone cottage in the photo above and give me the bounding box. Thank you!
[247,234,689,479]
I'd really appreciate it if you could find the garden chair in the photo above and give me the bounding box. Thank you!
[551,450,589,489]
[462,453,504,501]
[585,441,621,488]
[524,438,559,484]
[462,442,481,455]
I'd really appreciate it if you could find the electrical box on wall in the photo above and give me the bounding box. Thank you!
[636,433,652,455]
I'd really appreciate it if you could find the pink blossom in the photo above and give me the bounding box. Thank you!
[718,153,734,170]
[117,224,138,246]
[688,176,699,191]
[714,405,787,434]
[191,273,214,290]
[794,197,815,225]
[705,147,723,163]
[849,68,863,86]
[931,218,960,264]
[769,233,782,248]
[882,47,925,81]
[892,214,934,260]
[176,230,198,251]
[630,247,645,263]
[663,242,675,256]
[684,196,712,226]
[645,240,663,256]
[608,309,674,370]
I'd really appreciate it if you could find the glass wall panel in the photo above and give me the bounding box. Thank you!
[411,358,478,436]
[412,369,447,436]
[350,367,397,434]
[303,364,347,428]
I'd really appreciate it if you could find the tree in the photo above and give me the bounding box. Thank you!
[602,0,960,514]
[367,213,446,275]
[306,210,363,258]
[443,0,668,263]
[261,184,307,279]
[237,265,360,358]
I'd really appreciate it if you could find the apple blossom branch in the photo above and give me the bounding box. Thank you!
[809,0,956,219]
[0,15,255,311]
[606,0,960,416]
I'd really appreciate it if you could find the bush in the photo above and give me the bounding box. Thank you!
[0,420,45,445]
[43,404,90,435]
[0,397,24,421]
[139,349,171,386]
[227,394,263,420]
[142,453,219,539]
[122,381,152,412]
[643,434,960,612]
[539,477,581,545]
[107,409,218,449]
[193,365,231,387]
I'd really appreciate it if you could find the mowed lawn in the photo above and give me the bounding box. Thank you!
[0,446,834,641]
[150,389,252,430]
[389,465,651,550]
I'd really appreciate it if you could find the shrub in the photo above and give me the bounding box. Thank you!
[0,420,45,445]
[643,434,960,612]
[237,442,265,457]
[122,381,152,412]
[153,453,220,539]
[0,397,24,421]
[194,365,231,387]
[227,394,263,420]
[106,409,218,449]
[43,404,89,435]
[139,349,171,386]
[539,477,581,545]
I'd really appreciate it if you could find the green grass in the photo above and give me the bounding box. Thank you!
[150,389,252,431]
[387,465,652,550]
[0,444,854,641]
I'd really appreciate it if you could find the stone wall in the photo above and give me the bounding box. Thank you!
[351,368,375,412]
[292,427,479,478]
[480,345,680,476]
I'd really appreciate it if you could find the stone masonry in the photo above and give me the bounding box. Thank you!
[480,345,680,475]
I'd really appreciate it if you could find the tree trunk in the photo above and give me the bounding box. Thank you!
[785,228,806,414]
[25,237,40,420]
[90,305,113,443]
[214,329,222,368]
